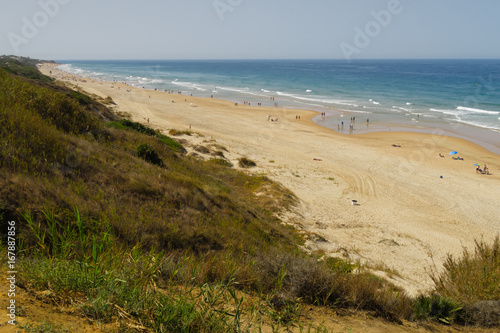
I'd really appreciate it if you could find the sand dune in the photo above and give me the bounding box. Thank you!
[40,63,500,295]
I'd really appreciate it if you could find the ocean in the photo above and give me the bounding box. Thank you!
[56,59,500,153]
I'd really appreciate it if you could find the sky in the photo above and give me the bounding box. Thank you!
[1,0,499,60]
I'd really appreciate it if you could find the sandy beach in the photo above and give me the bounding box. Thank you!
[40,63,500,296]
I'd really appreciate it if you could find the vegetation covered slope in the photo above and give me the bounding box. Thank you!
[0,57,498,331]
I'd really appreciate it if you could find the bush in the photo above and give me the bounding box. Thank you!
[137,144,163,166]
[119,119,157,136]
[413,295,464,324]
[431,236,500,304]
[103,96,115,105]
[157,134,186,153]
[169,129,192,136]
[238,157,256,168]
[194,145,210,154]
[106,120,185,153]
[465,300,500,327]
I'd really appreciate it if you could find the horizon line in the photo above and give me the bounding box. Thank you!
[52,57,500,62]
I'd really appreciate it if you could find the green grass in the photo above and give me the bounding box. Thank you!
[0,56,53,83]
[107,119,186,152]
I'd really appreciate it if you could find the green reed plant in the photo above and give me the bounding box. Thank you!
[431,236,500,304]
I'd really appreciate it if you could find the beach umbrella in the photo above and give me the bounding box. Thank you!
[474,163,481,166]
[449,151,458,155]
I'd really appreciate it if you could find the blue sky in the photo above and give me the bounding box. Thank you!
[1,0,499,60]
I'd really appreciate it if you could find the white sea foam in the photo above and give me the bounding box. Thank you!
[338,109,371,114]
[56,64,71,71]
[456,106,500,115]
[276,91,357,106]
[217,86,267,98]
[306,89,312,92]
[429,108,461,117]
[392,106,411,112]
[171,80,207,91]
[455,118,500,131]
[219,86,251,93]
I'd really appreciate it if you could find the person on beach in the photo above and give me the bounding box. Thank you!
[483,165,489,174]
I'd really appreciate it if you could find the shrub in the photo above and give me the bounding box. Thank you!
[137,144,163,166]
[119,119,156,136]
[431,236,500,304]
[103,96,115,105]
[413,295,464,324]
[194,145,210,154]
[465,300,500,327]
[169,129,192,136]
[157,134,186,153]
[238,157,256,168]
[106,120,185,153]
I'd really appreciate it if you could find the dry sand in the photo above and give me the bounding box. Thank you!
[40,64,500,296]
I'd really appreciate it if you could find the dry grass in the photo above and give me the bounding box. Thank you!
[169,128,192,136]
[431,236,500,304]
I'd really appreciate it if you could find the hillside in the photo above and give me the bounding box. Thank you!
[0,57,499,332]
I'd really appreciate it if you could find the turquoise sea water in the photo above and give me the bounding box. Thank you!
[57,59,500,152]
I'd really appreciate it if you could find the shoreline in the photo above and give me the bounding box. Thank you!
[52,60,500,156]
[39,62,500,296]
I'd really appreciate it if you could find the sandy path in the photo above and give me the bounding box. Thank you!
[40,64,500,296]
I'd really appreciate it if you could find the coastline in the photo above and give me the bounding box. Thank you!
[54,60,500,156]
[39,62,500,296]
[329,119,500,156]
